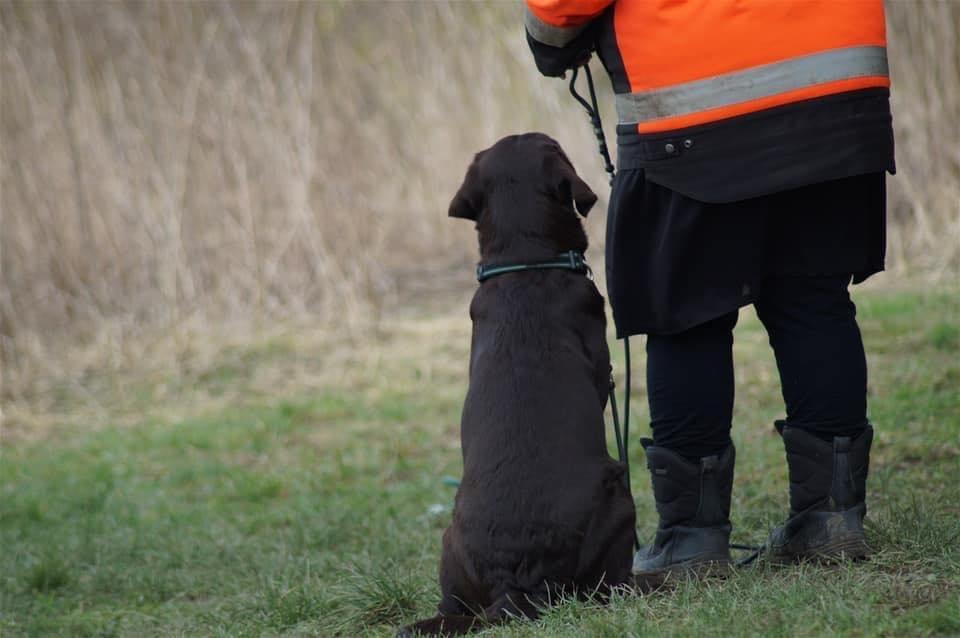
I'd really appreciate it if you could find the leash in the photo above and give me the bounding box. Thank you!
[569,64,628,472]
[569,63,638,549]
[568,63,766,561]
[568,65,615,187]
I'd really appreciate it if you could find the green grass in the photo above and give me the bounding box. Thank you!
[2,286,959,637]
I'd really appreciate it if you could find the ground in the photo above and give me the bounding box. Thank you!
[2,283,959,637]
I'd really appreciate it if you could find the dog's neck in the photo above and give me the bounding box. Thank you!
[477,190,588,265]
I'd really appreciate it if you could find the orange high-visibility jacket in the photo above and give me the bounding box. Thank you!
[525,0,895,202]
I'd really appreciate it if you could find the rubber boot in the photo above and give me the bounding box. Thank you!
[767,422,872,563]
[632,441,734,581]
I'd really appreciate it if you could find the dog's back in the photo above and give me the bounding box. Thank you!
[453,269,634,589]
[398,134,636,637]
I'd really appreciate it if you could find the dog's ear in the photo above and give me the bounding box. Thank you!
[448,155,484,221]
[554,156,597,217]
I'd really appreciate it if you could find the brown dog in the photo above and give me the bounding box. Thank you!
[398,134,636,637]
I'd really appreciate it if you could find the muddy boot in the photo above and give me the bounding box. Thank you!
[767,422,872,563]
[632,441,734,582]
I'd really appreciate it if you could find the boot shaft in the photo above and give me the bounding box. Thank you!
[778,422,872,514]
[643,441,735,528]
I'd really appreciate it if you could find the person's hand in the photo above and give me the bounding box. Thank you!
[560,51,593,79]
[527,28,596,78]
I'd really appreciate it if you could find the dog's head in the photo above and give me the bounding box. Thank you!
[448,133,597,259]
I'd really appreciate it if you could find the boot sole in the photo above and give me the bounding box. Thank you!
[767,507,870,564]
[768,534,870,564]
[634,558,733,583]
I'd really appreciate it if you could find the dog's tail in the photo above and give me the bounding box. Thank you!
[396,589,544,637]
[395,614,480,637]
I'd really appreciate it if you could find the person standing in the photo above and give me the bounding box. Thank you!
[524,0,894,578]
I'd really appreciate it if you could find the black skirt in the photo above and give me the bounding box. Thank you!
[604,171,887,337]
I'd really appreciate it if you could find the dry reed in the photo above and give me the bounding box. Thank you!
[1,1,958,406]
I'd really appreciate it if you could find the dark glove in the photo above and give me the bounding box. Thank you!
[526,27,597,78]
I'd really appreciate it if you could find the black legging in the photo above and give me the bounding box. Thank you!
[645,274,869,459]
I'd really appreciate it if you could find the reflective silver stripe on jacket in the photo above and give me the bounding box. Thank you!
[524,7,588,47]
[616,46,888,125]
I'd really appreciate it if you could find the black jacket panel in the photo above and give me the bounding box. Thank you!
[617,89,896,203]
[526,17,895,203]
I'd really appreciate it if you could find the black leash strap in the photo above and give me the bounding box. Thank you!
[608,375,640,550]
[607,379,626,468]
[570,62,626,472]
[571,62,637,548]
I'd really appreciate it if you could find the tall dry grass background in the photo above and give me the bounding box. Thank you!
[1,1,959,409]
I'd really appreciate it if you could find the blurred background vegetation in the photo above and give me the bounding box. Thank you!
[2,1,958,411]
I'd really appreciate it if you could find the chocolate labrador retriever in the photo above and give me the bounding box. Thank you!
[398,133,637,637]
